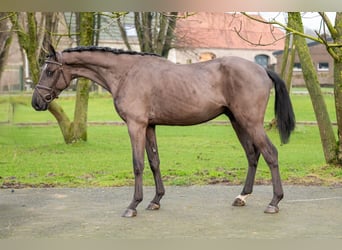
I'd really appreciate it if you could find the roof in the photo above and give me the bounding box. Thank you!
[273,37,333,55]
[174,12,285,51]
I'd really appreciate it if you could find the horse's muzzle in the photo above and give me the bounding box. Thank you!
[31,91,49,111]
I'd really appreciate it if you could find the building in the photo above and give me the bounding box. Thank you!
[273,40,334,87]
[169,12,285,67]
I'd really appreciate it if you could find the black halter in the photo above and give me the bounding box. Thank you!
[35,59,69,103]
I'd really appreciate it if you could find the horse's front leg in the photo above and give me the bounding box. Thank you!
[145,125,165,210]
[122,122,147,218]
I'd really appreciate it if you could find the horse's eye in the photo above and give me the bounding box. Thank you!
[46,70,53,77]
[44,94,53,102]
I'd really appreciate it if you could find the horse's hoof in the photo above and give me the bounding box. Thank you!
[264,205,279,214]
[232,197,246,207]
[122,208,137,218]
[146,202,160,210]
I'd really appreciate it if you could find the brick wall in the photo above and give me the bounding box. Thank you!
[274,42,334,87]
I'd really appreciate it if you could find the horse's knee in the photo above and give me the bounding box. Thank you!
[133,162,144,176]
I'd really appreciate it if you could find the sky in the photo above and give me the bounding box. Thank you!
[259,12,336,32]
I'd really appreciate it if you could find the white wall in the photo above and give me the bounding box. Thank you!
[168,48,278,65]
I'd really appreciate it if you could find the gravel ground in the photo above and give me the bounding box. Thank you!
[0,185,341,239]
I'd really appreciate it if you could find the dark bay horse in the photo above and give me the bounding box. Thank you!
[32,45,295,217]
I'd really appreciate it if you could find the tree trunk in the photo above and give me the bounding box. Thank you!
[285,41,296,92]
[71,78,91,142]
[334,59,342,162]
[134,12,153,53]
[160,12,177,58]
[268,28,294,130]
[279,29,296,92]
[68,12,93,143]
[0,13,13,79]
[40,13,59,62]
[117,16,132,51]
[288,12,337,163]
[10,12,91,144]
[42,12,75,144]
[332,13,342,163]
[48,101,72,141]
[132,12,177,57]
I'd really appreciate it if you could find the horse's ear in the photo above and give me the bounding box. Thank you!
[48,44,57,59]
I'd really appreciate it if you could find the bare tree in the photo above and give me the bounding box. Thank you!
[9,12,96,144]
[72,12,94,142]
[48,12,95,143]
[115,12,178,57]
[9,12,70,141]
[288,12,336,163]
[9,12,42,83]
[319,12,342,162]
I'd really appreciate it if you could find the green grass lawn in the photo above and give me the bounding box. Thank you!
[0,91,341,187]
[0,124,341,187]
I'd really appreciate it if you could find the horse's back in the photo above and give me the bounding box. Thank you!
[116,55,273,126]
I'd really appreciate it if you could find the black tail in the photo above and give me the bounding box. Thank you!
[266,69,295,144]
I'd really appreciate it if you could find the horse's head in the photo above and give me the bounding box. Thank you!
[32,44,70,111]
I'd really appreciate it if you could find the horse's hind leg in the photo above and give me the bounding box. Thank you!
[230,120,260,207]
[260,135,284,214]
[145,125,165,210]
[249,126,284,213]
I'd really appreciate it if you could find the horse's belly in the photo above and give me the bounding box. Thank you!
[149,103,224,126]
[147,83,226,125]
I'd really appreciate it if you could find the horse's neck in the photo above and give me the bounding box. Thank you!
[63,52,133,94]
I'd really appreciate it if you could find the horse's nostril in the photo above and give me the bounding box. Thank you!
[32,101,40,111]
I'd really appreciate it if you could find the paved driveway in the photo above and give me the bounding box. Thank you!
[0,185,341,239]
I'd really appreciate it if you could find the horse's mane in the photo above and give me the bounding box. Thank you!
[63,46,161,57]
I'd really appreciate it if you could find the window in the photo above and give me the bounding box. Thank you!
[199,52,216,62]
[317,62,329,71]
[293,62,302,71]
[254,54,269,68]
